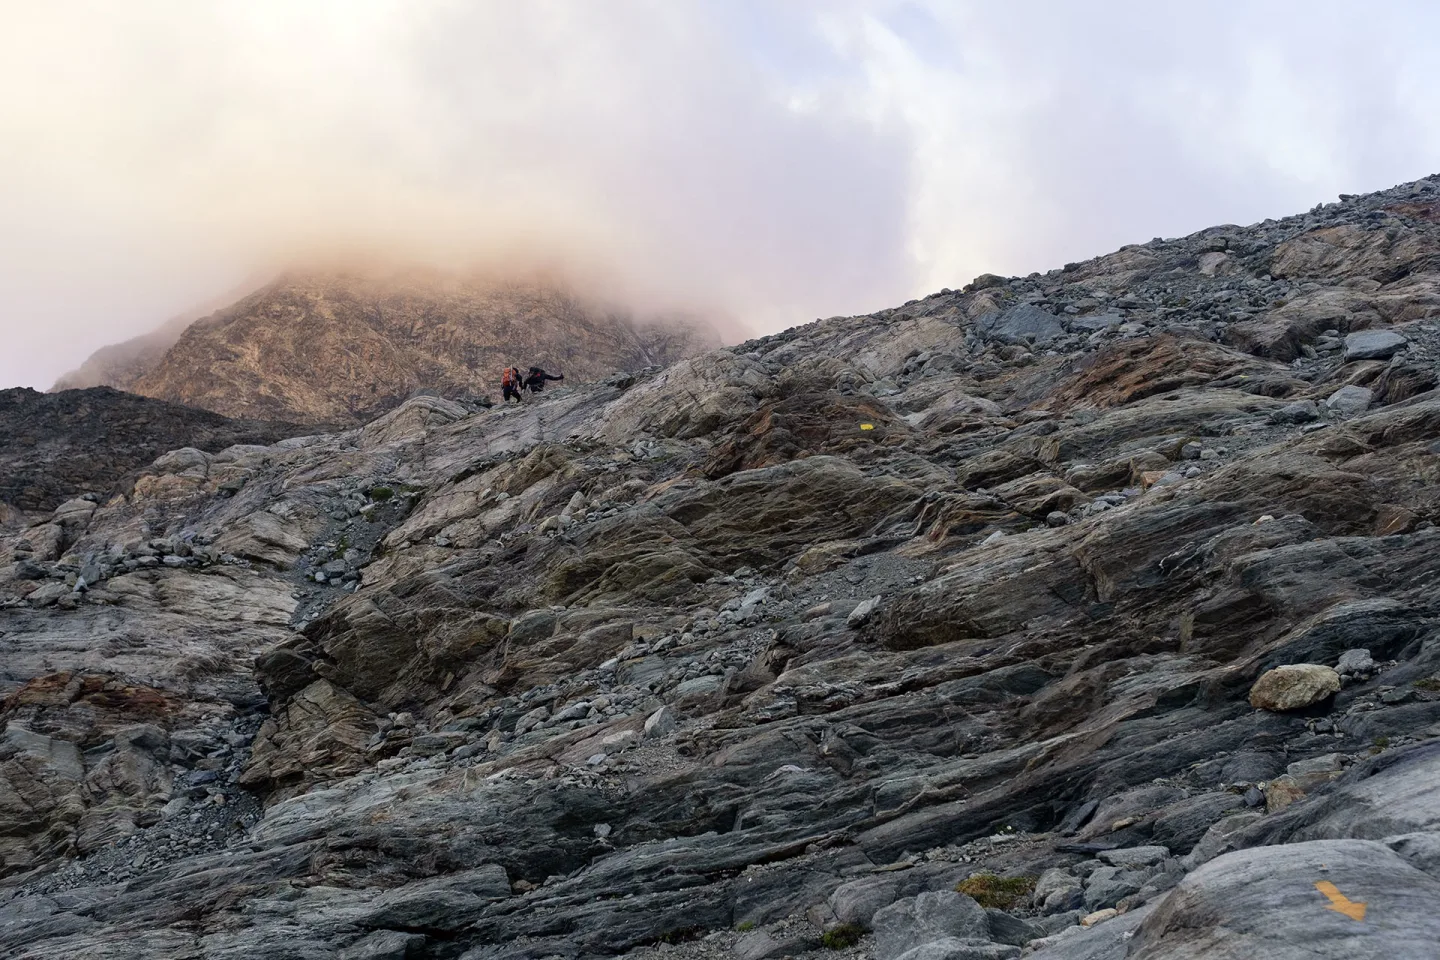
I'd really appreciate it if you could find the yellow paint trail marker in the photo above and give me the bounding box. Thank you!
[860,423,875,430]
[1315,881,1366,921]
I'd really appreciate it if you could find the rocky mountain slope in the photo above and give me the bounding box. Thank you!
[60,270,720,425]
[0,387,312,513]
[51,283,267,393]
[4,176,1440,959]
[52,314,208,394]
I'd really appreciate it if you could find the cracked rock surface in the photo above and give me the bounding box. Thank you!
[5,175,1440,958]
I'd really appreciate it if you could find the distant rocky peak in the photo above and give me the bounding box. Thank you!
[60,267,723,425]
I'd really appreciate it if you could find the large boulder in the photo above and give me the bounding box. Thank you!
[1324,385,1373,417]
[1343,329,1408,362]
[1249,665,1341,711]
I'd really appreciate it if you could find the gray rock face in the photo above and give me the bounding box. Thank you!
[1035,867,1086,914]
[339,930,427,960]
[893,939,1020,960]
[733,929,814,960]
[1131,840,1440,958]
[974,304,1065,344]
[1025,903,1156,959]
[1343,329,1408,362]
[985,909,1043,946]
[1385,832,1440,878]
[1082,866,1144,910]
[1239,741,1440,846]
[7,174,1440,960]
[829,876,901,928]
[873,891,991,960]
[1096,845,1170,868]
[1068,313,1123,333]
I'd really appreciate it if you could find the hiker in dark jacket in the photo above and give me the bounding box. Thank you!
[524,367,564,393]
[501,366,524,404]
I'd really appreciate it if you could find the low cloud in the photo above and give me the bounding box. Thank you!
[2,1,1438,388]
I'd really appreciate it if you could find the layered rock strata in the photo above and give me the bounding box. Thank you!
[4,176,1440,958]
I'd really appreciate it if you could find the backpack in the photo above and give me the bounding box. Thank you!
[502,368,517,388]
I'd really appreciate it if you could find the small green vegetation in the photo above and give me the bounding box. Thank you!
[735,920,755,932]
[955,873,1037,910]
[369,486,394,502]
[1415,676,1440,692]
[820,923,865,949]
[1373,736,1392,752]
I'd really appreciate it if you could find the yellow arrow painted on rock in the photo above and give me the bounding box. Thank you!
[860,423,875,430]
[1315,881,1366,921]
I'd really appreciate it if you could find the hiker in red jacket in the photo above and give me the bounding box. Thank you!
[501,367,524,404]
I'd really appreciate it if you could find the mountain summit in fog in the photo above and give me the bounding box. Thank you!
[54,268,721,423]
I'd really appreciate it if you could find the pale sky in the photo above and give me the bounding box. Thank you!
[2,0,1439,389]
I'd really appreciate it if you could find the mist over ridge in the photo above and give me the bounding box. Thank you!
[5,1,1440,391]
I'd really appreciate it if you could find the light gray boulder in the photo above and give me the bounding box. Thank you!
[1324,385,1373,417]
[1336,647,1376,675]
[644,705,678,738]
[1343,329,1407,362]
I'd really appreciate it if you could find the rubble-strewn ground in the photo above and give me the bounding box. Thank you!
[4,176,1440,959]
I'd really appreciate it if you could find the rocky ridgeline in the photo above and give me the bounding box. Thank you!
[3,176,1440,958]
[0,386,311,512]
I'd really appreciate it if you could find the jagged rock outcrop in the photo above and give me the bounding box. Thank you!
[4,175,1440,959]
[76,269,721,424]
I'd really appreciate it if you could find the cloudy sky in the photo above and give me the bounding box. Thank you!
[2,0,1439,389]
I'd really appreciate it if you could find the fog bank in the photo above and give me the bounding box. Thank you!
[3,1,1439,388]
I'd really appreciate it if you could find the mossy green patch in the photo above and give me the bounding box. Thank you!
[955,873,1037,910]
